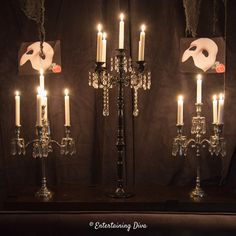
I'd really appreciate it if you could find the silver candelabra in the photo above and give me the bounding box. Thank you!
[11,105,76,200]
[89,49,151,198]
[172,102,226,199]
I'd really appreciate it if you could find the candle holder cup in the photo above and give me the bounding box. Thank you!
[136,60,146,73]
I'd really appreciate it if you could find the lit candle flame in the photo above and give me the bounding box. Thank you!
[120,13,124,21]
[219,93,224,100]
[97,24,102,32]
[15,91,20,96]
[65,89,69,96]
[197,74,202,80]
[178,95,183,101]
[103,32,107,39]
[213,94,217,101]
[141,24,146,32]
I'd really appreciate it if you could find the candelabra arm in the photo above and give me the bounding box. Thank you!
[187,138,196,147]
[25,139,39,149]
[200,138,211,146]
[50,140,61,147]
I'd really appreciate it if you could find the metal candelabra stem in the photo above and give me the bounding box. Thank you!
[172,103,226,199]
[190,143,205,199]
[110,49,131,198]
[11,106,76,200]
[89,49,151,198]
[35,156,52,200]
[118,50,125,191]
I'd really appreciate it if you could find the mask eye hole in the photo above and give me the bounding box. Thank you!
[26,50,33,55]
[202,49,209,57]
[189,46,197,51]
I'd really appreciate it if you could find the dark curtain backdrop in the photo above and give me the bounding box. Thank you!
[0,0,236,200]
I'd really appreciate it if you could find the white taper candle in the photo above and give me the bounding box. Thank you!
[119,13,124,49]
[177,95,184,125]
[37,88,42,127]
[218,93,224,124]
[138,41,141,61]
[15,91,20,126]
[96,24,103,62]
[213,95,217,124]
[138,24,145,61]
[42,90,47,121]
[102,32,107,67]
[64,89,70,126]
[196,74,202,104]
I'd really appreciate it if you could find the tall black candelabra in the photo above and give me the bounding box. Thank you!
[11,106,76,201]
[172,102,226,199]
[89,49,151,198]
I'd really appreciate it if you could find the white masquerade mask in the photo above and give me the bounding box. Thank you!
[182,38,218,72]
[20,42,54,72]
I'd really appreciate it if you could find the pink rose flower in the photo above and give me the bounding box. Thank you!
[52,64,61,73]
[215,64,225,73]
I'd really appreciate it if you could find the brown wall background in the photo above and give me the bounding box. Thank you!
[0,0,236,201]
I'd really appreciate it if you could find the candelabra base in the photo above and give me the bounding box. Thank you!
[190,186,205,199]
[107,187,133,198]
[35,186,53,201]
